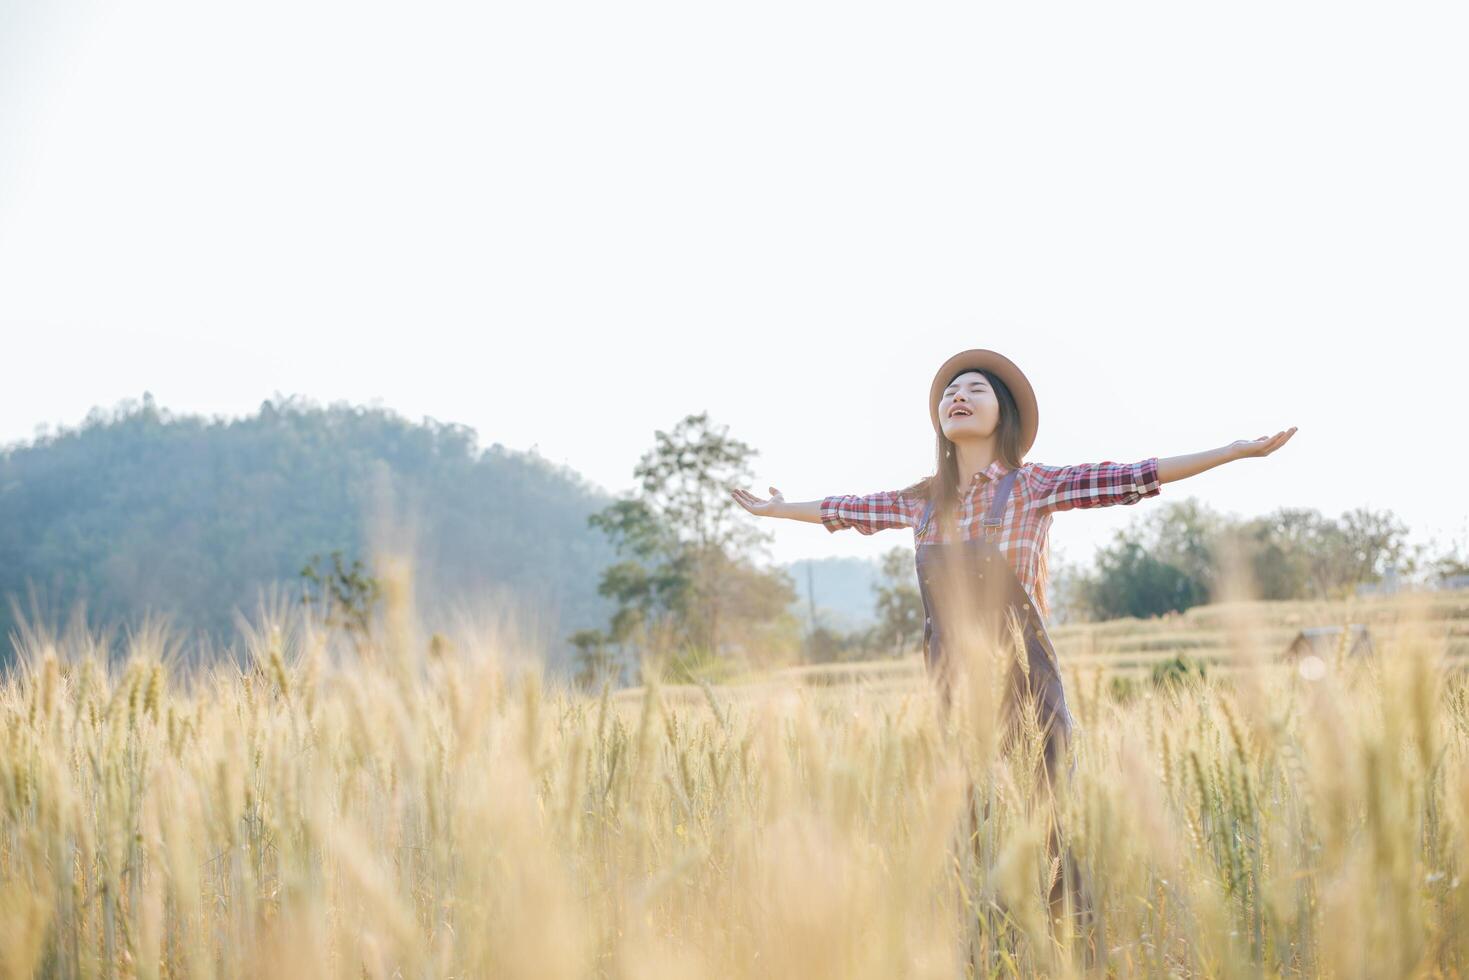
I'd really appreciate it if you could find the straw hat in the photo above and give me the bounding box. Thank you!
[928,349,1039,457]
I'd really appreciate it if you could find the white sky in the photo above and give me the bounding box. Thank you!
[1,0,1465,571]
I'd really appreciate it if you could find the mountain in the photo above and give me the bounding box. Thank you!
[0,395,618,667]
[783,554,890,633]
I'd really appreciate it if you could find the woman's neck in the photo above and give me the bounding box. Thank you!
[953,438,999,486]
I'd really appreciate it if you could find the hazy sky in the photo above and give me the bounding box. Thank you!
[1,0,1464,571]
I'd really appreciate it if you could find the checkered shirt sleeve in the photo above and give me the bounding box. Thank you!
[1023,457,1162,514]
[819,489,925,534]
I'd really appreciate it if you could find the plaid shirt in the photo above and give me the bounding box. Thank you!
[820,457,1163,608]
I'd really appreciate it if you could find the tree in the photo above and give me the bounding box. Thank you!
[588,499,687,647]
[300,551,381,650]
[1138,499,1225,598]
[584,413,796,669]
[1427,530,1469,582]
[805,625,851,664]
[702,551,801,664]
[633,413,768,559]
[1041,548,1093,625]
[1338,507,1414,587]
[630,413,772,653]
[871,547,923,656]
[1220,506,1412,600]
[1255,508,1357,599]
[1078,534,1207,620]
[568,628,617,690]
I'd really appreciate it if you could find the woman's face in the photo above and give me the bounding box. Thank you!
[938,370,1000,442]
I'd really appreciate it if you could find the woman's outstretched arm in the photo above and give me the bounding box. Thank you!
[1158,426,1298,485]
[1025,426,1298,515]
[730,486,923,533]
[730,487,825,524]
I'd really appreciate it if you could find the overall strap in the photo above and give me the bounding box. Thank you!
[919,499,935,536]
[981,467,1021,527]
[917,466,1021,538]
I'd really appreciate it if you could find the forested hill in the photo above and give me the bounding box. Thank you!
[0,396,619,663]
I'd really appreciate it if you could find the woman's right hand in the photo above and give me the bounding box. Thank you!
[730,486,786,519]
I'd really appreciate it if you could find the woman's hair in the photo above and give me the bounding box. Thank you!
[902,367,1052,618]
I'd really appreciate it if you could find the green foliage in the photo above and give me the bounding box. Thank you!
[1070,497,1421,622]
[659,644,740,685]
[0,395,618,667]
[1107,673,1141,704]
[804,625,857,664]
[588,499,671,562]
[1138,497,1224,596]
[871,546,923,657]
[632,413,768,558]
[300,551,381,649]
[1105,657,1209,705]
[568,628,618,690]
[1224,506,1415,599]
[1429,536,1469,580]
[1080,536,1208,621]
[585,413,797,668]
[1150,653,1208,690]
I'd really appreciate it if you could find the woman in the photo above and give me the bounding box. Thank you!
[730,348,1296,920]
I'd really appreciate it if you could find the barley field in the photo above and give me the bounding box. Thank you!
[2,581,1468,978]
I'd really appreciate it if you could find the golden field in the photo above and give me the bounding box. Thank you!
[3,579,1468,979]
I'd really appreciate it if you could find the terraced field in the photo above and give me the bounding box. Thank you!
[626,588,1469,704]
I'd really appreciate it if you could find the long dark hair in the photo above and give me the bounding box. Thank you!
[902,367,1052,618]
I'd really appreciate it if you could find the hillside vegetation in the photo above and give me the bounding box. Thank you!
[0,395,619,667]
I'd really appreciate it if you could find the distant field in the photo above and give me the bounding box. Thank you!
[1048,588,1469,673]
[628,588,1469,704]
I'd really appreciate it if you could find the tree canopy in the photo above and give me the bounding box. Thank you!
[582,412,799,683]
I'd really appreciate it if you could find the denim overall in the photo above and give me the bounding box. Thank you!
[916,468,1076,782]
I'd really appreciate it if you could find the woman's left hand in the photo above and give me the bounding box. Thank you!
[1229,426,1298,459]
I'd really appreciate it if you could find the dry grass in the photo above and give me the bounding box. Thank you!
[2,578,1467,978]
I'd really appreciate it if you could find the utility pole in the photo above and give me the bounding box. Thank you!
[806,562,818,662]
